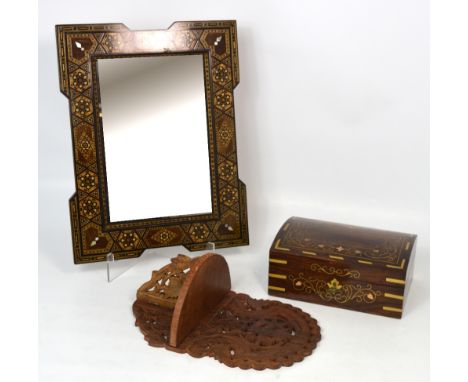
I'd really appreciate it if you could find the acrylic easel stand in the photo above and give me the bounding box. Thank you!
[106,242,217,282]
[132,252,322,370]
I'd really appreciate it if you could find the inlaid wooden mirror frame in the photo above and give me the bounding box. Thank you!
[56,21,249,264]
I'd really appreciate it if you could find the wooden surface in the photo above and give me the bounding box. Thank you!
[133,253,321,369]
[169,253,231,347]
[268,217,417,318]
[136,254,193,308]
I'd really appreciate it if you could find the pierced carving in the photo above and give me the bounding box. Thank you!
[176,293,321,370]
[133,301,172,346]
[137,255,193,308]
[133,254,321,370]
[134,291,321,370]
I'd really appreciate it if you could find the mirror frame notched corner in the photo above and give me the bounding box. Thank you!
[56,21,249,264]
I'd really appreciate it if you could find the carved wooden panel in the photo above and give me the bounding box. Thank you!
[133,254,321,370]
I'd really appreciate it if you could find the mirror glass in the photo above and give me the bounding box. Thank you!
[97,54,213,222]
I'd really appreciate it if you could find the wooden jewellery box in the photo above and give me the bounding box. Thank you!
[268,217,417,318]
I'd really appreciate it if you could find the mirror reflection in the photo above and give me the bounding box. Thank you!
[98,54,213,222]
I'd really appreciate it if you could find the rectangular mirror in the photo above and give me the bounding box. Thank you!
[56,21,249,263]
[98,54,212,222]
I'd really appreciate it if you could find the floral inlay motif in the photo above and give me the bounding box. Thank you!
[220,186,238,206]
[214,89,232,111]
[213,64,231,85]
[72,96,93,118]
[218,161,236,182]
[189,224,210,242]
[118,231,140,250]
[77,170,98,192]
[309,263,360,279]
[326,278,342,292]
[79,197,100,219]
[217,118,234,147]
[289,273,381,304]
[76,130,94,161]
[69,69,90,92]
[151,228,177,244]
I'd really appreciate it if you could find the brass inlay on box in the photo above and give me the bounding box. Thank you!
[310,263,360,279]
[382,306,403,313]
[386,259,406,270]
[274,239,290,252]
[384,293,404,301]
[268,285,286,292]
[329,255,344,260]
[269,216,417,319]
[269,273,287,280]
[288,273,381,304]
[385,277,406,285]
[269,258,287,265]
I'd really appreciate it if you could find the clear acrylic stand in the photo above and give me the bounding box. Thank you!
[106,241,216,282]
[106,252,144,282]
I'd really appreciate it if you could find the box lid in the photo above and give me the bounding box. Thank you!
[270,217,416,280]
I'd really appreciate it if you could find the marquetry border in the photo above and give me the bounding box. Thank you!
[56,21,249,263]
[90,51,219,229]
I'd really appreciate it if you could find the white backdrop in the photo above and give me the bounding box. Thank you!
[39,1,429,381]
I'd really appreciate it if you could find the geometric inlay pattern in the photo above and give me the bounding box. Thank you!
[56,21,249,263]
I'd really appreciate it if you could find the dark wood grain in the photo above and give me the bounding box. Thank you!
[268,217,417,318]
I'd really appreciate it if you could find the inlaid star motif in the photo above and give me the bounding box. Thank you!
[336,246,344,252]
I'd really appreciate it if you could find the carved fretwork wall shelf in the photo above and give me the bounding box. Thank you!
[133,253,321,370]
